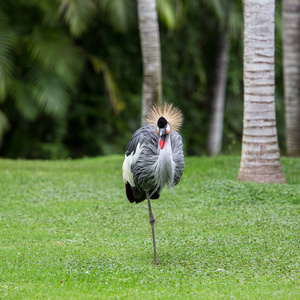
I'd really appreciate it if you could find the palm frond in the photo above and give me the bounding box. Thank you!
[28,67,69,117]
[98,0,136,32]
[55,46,84,88]
[9,80,39,120]
[29,0,60,26]
[156,0,175,29]
[0,11,18,101]
[90,55,123,115]
[26,29,84,87]
[156,0,183,29]
[58,0,96,37]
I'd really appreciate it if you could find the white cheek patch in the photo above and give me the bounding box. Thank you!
[122,143,143,186]
[166,123,170,134]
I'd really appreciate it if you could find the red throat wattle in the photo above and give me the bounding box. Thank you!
[159,136,166,149]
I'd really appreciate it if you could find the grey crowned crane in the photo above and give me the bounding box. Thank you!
[122,103,185,264]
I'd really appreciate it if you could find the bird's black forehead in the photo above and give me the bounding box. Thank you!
[157,117,167,128]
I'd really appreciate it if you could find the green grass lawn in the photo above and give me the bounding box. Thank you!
[0,156,299,299]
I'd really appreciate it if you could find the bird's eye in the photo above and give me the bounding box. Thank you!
[166,124,170,134]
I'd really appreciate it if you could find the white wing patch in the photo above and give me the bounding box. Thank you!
[122,142,143,187]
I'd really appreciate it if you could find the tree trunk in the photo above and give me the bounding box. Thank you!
[282,0,300,156]
[207,35,230,156]
[237,0,286,183]
[137,0,162,125]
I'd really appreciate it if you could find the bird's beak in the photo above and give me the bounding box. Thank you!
[159,128,167,149]
[159,128,166,137]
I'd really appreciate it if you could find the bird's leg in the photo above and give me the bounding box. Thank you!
[146,192,158,265]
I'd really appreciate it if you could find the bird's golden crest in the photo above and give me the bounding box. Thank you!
[146,103,183,132]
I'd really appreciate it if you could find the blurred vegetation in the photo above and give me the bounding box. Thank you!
[0,0,284,159]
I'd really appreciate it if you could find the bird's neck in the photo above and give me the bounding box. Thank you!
[159,134,171,154]
[156,134,175,189]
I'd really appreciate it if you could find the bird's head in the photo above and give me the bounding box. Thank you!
[146,103,183,150]
[157,116,170,149]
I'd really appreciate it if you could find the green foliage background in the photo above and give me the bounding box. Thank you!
[0,0,284,159]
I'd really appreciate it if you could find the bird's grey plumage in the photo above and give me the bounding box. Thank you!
[123,124,184,203]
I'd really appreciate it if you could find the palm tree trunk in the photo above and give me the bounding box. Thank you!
[207,35,230,156]
[137,0,162,125]
[238,0,286,183]
[282,0,300,156]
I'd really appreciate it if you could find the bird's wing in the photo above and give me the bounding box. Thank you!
[122,141,143,187]
[132,126,159,192]
[122,125,158,187]
[170,131,185,186]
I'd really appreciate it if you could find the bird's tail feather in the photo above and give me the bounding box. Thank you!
[125,183,135,203]
[125,182,160,204]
